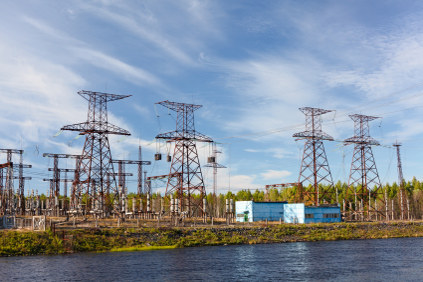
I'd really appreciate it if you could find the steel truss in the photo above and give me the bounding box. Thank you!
[61,90,131,216]
[293,107,335,206]
[344,114,385,220]
[155,101,212,217]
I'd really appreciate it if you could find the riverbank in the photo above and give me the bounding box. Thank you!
[2,221,423,256]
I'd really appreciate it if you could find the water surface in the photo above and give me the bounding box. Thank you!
[1,237,422,281]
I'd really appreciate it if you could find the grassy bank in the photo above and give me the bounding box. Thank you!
[2,221,423,256]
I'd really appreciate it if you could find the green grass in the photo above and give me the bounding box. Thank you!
[110,245,178,252]
[3,222,423,256]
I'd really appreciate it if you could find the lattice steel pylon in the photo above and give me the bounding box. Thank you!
[155,101,212,217]
[61,90,131,216]
[344,114,385,220]
[393,142,408,220]
[293,107,335,206]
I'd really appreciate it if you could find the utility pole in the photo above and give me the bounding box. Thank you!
[205,143,226,217]
[293,107,335,206]
[143,171,150,195]
[205,143,226,196]
[138,146,143,196]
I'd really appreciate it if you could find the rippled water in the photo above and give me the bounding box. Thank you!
[1,238,423,281]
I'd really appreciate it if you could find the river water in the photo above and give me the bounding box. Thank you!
[1,237,422,281]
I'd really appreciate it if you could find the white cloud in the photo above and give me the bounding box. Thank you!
[387,118,423,142]
[22,16,162,88]
[79,1,222,66]
[133,104,150,117]
[228,174,260,190]
[72,47,162,86]
[245,147,295,159]
[260,169,291,181]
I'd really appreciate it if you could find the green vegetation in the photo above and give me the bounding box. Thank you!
[0,229,64,256]
[110,245,178,252]
[2,221,423,256]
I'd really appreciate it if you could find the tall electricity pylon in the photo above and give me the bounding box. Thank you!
[293,107,335,206]
[61,90,131,215]
[155,101,212,217]
[344,114,384,220]
[393,142,408,220]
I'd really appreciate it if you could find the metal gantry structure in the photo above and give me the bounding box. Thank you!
[61,90,131,216]
[0,149,32,216]
[344,114,385,220]
[111,159,151,195]
[42,153,80,216]
[293,107,335,206]
[155,100,213,217]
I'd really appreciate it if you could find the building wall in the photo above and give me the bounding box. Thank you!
[252,202,285,222]
[236,201,342,223]
[283,203,305,223]
[235,201,253,222]
[304,206,341,223]
[235,201,285,222]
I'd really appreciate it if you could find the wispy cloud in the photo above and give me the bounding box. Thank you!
[79,0,223,67]
[260,169,291,181]
[71,47,162,86]
[245,147,295,160]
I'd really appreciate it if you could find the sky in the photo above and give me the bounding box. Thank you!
[2,0,423,195]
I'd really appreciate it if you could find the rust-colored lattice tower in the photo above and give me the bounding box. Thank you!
[156,101,212,217]
[344,114,385,220]
[61,90,131,215]
[393,142,408,220]
[293,107,335,206]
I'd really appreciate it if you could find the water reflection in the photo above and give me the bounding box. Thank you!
[1,238,423,281]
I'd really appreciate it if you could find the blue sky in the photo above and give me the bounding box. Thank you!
[1,0,423,195]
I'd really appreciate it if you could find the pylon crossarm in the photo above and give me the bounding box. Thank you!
[62,122,130,136]
[78,90,131,102]
[156,131,213,142]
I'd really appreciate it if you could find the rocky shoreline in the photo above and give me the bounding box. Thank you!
[1,221,423,256]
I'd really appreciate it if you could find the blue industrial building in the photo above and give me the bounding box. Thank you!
[284,203,341,223]
[235,201,286,222]
[236,201,341,223]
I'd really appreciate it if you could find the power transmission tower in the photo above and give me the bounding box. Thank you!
[293,107,335,206]
[393,142,408,220]
[344,114,385,220]
[155,100,213,217]
[61,90,131,216]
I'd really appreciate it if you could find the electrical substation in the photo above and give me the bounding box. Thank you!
[0,88,416,230]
